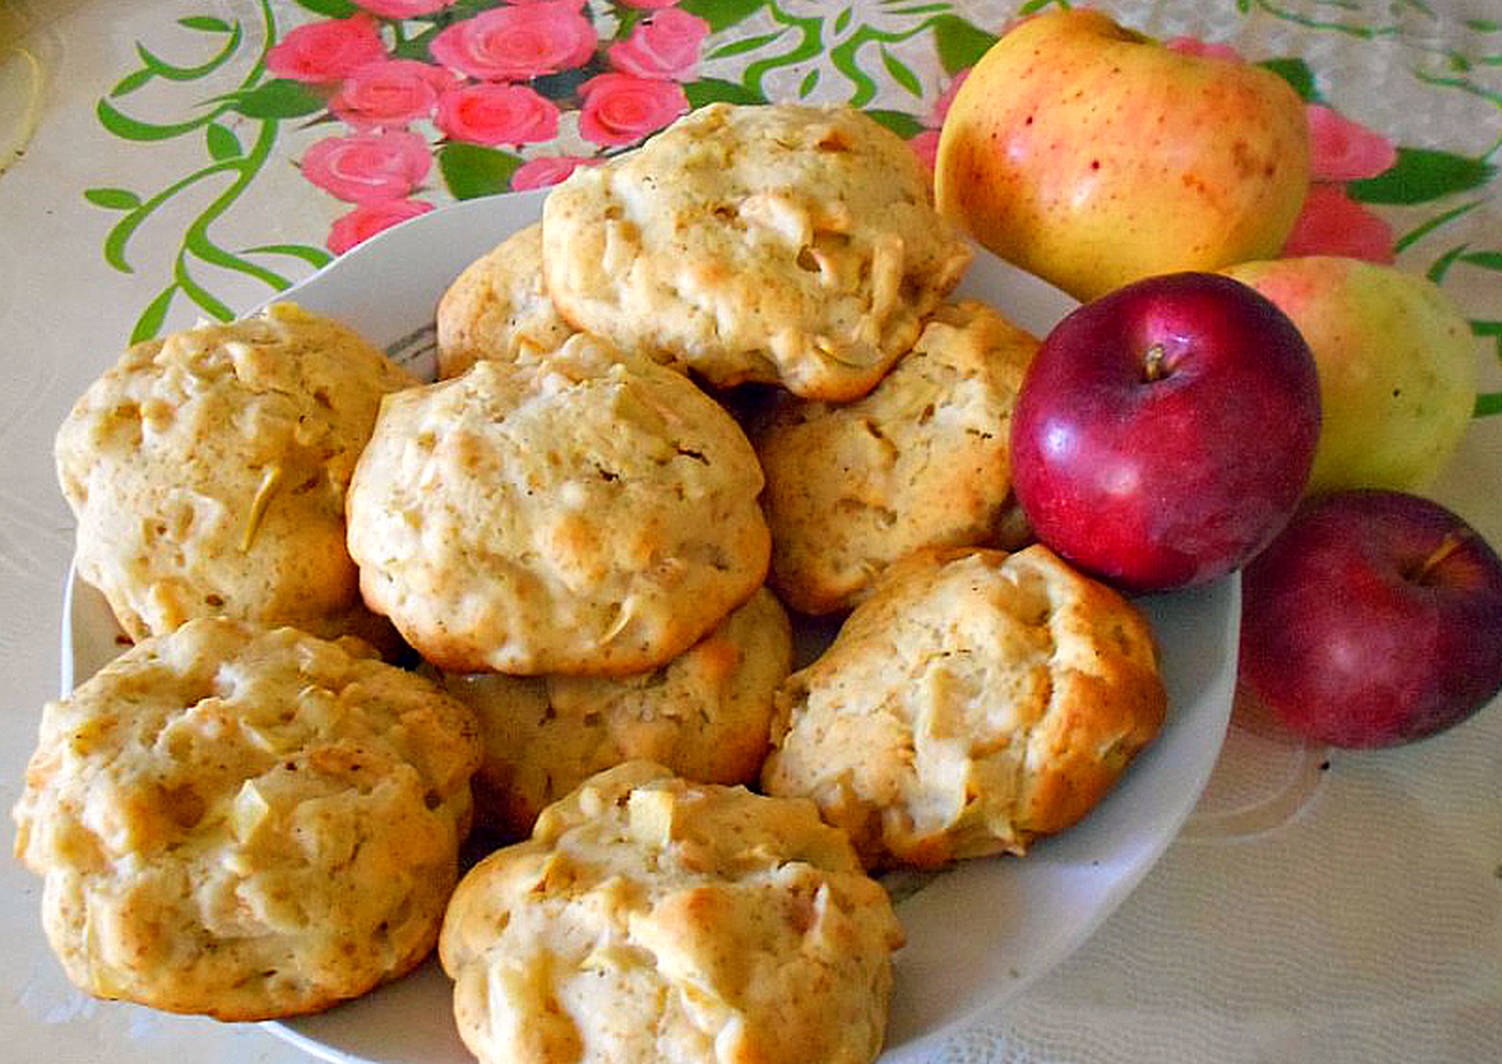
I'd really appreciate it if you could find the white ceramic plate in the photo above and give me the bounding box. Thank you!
[63,188,1238,1063]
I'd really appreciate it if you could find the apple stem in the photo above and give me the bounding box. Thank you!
[1143,343,1168,382]
[1409,531,1470,585]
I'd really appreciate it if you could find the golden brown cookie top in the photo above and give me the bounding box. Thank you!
[440,587,792,838]
[12,617,482,1020]
[347,334,770,675]
[440,761,904,1064]
[54,302,414,645]
[757,300,1039,614]
[542,102,973,400]
[763,544,1167,869]
[435,223,579,379]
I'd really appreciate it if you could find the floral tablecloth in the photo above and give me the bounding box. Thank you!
[1,2,1499,1062]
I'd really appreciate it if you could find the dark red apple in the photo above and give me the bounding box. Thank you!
[1010,272,1320,591]
[1240,490,1502,748]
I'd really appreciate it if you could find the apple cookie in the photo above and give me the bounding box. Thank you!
[542,102,973,401]
[11,617,483,1021]
[435,223,579,379]
[438,588,792,838]
[439,761,905,1064]
[54,302,414,647]
[755,300,1039,615]
[761,545,1167,869]
[346,334,771,675]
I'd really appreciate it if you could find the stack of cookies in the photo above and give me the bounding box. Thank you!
[17,103,1169,1063]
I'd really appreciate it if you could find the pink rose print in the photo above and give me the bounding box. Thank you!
[608,9,710,81]
[512,155,601,191]
[331,60,456,130]
[353,0,455,16]
[929,68,968,129]
[436,83,560,146]
[267,15,387,84]
[1281,183,1396,263]
[1307,104,1398,182]
[1164,36,1244,62]
[908,128,940,171]
[617,0,683,8]
[302,130,432,204]
[430,3,596,81]
[327,198,436,255]
[578,73,688,147]
[909,69,969,171]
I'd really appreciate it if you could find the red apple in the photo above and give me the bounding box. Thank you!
[1240,490,1502,748]
[1010,272,1320,591]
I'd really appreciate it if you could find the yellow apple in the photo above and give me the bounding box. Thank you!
[1221,256,1477,494]
[934,10,1310,302]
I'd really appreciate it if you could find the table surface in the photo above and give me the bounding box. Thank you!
[2,2,1499,1062]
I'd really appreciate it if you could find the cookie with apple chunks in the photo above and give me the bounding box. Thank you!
[439,761,903,1064]
[761,545,1166,869]
[347,335,770,676]
[436,588,792,839]
[435,223,580,379]
[542,102,973,401]
[11,618,483,1020]
[754,300,1039,615]
[54,302,414,648]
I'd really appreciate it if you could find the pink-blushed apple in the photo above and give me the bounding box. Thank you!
[934,9,1309,303]
[1220,256,1477,495]
[1009,272,1320,592]
[1240,490,1502,748]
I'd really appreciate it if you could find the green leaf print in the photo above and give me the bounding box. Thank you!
[863,109,925,138]
[1347,148,1497,204]
[222,79,326,120]
[132,286,179,345]
[930,15,997,75]
[709,33,785,61]
[294,0,360,17]
[1258,57,1320,101]
[438,143,524,200]
[684,78,769,107]
[680,0,768,34]
[178,16,231,33]
[206,123,243,161]
[880,47,924,97]
[1461,250,1502,270]
[85,188,143,211]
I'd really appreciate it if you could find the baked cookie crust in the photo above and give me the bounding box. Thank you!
[347,336,771,675]
[542,103,973,401]
[439,587,792,838]
[54,302,414,646]
[11,618,483,1020]
[756,300,1039,614]
[435,223,579,379]
[439,761,904,1064]
[762,545,1167,869]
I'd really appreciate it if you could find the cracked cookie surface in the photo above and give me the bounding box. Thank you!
[347,335,770,675]
[542,102,973,401]
[11,618,482,1020]
[440,761,903,1064]
[55,303,414,646]
[762,545,1166,869]
[755,300,1039,614]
